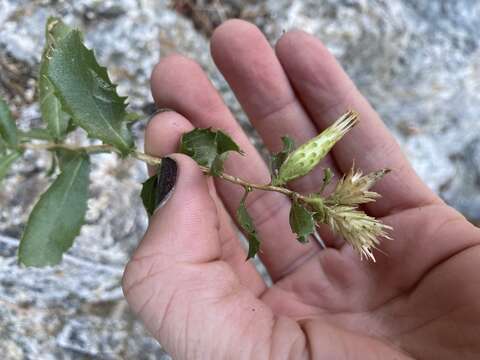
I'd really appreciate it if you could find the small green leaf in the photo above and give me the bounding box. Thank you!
[0,97,18,147]
[236,192,261,259]
[39,17,73,141]
[140,158,177,216]
[180,128,217,167]
[0,151,20,182]
[289,201,315,243]
[319,167,334,193]
[270,135,295,178]
[46,30,134,154]
[140,174,158,216]
[18,154,90,267]
[125,112,142,123]
[180,128,242,174]
[18,128,54,141]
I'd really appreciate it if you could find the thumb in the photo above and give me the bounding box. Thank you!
[123,155,296,359]
[135,154,222,263]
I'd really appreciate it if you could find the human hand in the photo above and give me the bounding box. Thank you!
[122,20,480,359]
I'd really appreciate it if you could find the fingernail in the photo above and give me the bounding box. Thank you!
[154,157,177,212]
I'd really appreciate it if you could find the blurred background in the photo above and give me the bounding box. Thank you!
[0,0,479,358]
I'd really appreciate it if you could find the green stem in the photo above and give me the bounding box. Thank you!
[18,142,309,201]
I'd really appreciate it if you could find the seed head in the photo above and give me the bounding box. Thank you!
[320,205,392,261]
[273,110,358,185]
[327,166,390,206]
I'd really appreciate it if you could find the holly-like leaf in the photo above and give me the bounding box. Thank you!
[39,17,73,141]
[215,130,242,154]
[0,97,18,148]
[271,135,295,178]
[18,154,90,267]
[180,128,216,166]
[289,201,315,243]
[180,128,242,175]
[0,151,20,182]
[46,30,134,154]
[236,192,261,259]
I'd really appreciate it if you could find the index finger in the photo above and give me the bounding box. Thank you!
[275,30,441,217]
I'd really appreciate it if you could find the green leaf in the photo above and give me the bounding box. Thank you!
[0,138,7,154]
[46,30,134,155]
[215,130,242,154]
[210,153,228,177]
[18,154,90,267]
[0,97,18,147]
[140,158,177,216]
[140,174,158,216]
[289,201,315,243]
[319,167,334,193]
[18,128,54,141]
[0,151,20,182]
[271,135,295,178]
[56,148,78,171]
[39,17,73,141]
[180,128,242,175]
[236,192,261,259]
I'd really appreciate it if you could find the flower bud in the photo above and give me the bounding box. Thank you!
[273,111,358,186]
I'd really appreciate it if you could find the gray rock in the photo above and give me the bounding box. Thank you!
[1,0,479,358]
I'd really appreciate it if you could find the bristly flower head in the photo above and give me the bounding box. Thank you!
[327,166,391,206]
[320,205,392,261]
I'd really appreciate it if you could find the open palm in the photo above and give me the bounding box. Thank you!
[122,20,480,359]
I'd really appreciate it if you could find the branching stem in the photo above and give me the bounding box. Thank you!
[19,142,306,201]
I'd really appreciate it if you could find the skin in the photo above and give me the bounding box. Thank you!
[122,20,480,359]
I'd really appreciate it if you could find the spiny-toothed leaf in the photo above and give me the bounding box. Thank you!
[270,135,295,178]
[18,154,90,267]
[216,130,242,154]
[289,201,315,243]
[0,151,20,182]
[236,192,261,259]
[180,128,242,175]
[18,128,54,141]
[0,97,18,148]
[140,158,177,216]
[39,17,73,141]
[46,30,134,155]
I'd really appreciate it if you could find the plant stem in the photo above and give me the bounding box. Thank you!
[19,142,303,199]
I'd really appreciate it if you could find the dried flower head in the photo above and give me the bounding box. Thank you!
[319,205,392,261]
[327,166,390,206]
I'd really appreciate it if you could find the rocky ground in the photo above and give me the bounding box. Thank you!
[0,0,479,358]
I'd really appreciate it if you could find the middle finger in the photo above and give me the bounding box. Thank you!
[210,19,340,194]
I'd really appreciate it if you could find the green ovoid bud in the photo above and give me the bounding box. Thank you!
[272,111,358,186]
